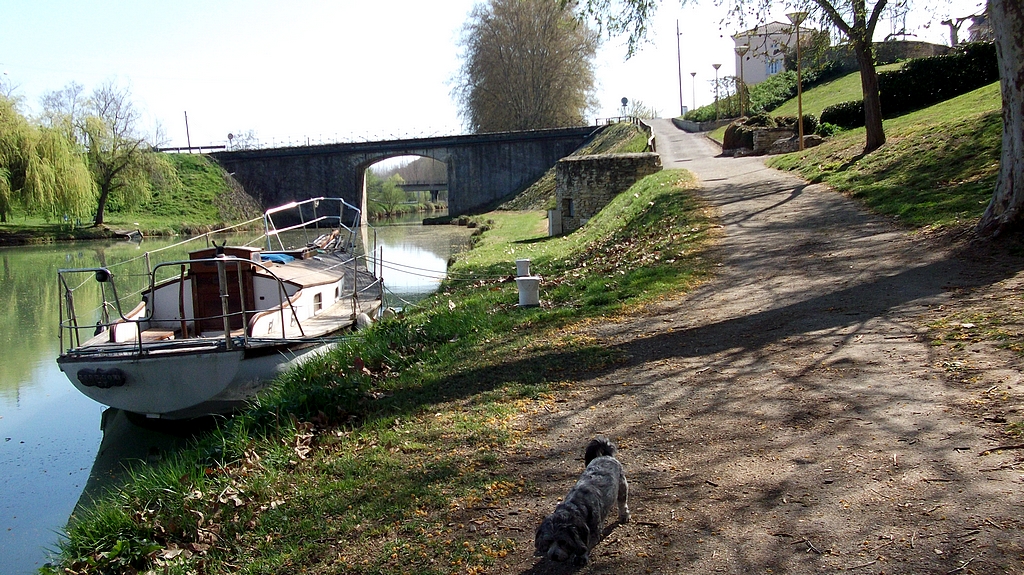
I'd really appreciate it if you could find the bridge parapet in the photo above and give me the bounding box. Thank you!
[210,126,601,220]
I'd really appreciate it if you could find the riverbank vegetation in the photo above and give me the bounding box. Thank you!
[45,168,715,575]
[1,84,257,244]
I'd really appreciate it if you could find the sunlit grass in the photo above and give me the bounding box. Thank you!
[769,82,1001,229]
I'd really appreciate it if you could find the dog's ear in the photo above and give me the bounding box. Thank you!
[569,521,590,553]
[534,516,554,554]
[568,522,591,566]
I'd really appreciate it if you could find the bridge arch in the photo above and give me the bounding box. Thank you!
[211,126,599,223]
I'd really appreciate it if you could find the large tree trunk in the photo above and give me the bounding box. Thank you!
[854,39,886,153]
[94,182,111,226]
[977,0,1024,238]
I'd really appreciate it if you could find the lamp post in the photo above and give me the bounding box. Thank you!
[712,63,722,121]
[735,44,749,117]
[786,11,808,150]
[690,72,697,112]
[676,20,684,117]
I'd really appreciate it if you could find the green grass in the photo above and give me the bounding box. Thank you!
[46,169,716,575]
[769,81,1001,229]
[771,63,903,118]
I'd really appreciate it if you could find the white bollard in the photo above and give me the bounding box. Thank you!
[515,258,531,277]
[515,276,541,307]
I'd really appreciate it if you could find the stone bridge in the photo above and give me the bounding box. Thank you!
[210,126,601,222]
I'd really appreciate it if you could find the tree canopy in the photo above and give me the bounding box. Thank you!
[456,0,600,132]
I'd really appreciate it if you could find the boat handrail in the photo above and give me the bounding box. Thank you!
[57,255,311,353]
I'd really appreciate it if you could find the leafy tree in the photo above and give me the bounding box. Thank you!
[83,82,170,225]
[0,95,94,223]
[456,0,600,132]
[366,171,409,217]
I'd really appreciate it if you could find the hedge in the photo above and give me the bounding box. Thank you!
[879,42,998,115]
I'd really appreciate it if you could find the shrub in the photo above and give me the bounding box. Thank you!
[879,42,998,116]
[820,100,866,129]
[746,70,797,114]
[774,114,818,134]
[815,122,842,138]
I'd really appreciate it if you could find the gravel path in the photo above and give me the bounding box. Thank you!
[490,120,1024,574]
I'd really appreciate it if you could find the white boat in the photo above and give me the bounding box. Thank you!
[56,197,383,419]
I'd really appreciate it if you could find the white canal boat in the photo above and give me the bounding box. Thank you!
[57,197,383,419]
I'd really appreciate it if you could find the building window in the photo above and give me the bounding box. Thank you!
[314,293,323,313]
[766,59,782,76]
[562,198,574,217]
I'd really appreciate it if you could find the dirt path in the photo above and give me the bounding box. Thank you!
[488,120,1024,574]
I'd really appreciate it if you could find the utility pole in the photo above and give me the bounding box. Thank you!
[676,20,684,116]
[184,111,192,153]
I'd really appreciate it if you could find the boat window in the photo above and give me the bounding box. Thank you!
[314,293,323,313]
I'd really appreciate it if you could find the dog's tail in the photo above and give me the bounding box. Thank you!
[584,436,617,465]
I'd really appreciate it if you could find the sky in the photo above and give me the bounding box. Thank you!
[0,0,986,151]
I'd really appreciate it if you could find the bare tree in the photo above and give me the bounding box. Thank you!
[456,0,600,132]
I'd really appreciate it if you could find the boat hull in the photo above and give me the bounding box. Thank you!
[57,339,331,419]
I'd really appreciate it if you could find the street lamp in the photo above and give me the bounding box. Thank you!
[712,63,722,121]
[676,20,684,117]
[786,11,808,150]
[735,44,749,117]
[690,72,697,113]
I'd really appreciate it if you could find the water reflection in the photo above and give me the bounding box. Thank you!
[0,218,470,574]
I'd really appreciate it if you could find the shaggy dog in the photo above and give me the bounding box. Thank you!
[534,436,631,566]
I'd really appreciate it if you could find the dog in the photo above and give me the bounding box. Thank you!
[534,436,630,566]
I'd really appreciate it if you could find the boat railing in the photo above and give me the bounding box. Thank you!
[58,250,370,356]
[263,197,364,254]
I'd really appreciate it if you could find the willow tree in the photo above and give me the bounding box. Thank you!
[0,96,94,223]
[456,0,600,132]
[41,81,170,226]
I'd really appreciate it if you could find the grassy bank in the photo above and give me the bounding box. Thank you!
[0,153,259,244]
[769,82,1001,229]
[46,168,716,575]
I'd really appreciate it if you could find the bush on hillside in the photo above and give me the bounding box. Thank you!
[820,100,866,129]
[815,122,842,138]
[775,114,818,135]
[879,42,998,116]
[746,71,798,115]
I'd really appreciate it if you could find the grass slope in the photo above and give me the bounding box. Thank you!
[770,63,903,118]
[769,81,1001,229]
[48,169,716,575]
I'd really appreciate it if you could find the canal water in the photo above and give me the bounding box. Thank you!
[0,216,470,574]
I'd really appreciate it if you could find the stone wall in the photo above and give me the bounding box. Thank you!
[753,128,796,154]
[554,153,662,234]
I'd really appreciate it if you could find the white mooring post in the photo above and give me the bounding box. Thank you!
[515,276,541,307]
[515,258,531,277]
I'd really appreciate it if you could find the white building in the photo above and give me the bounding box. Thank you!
[732,21,815,85]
